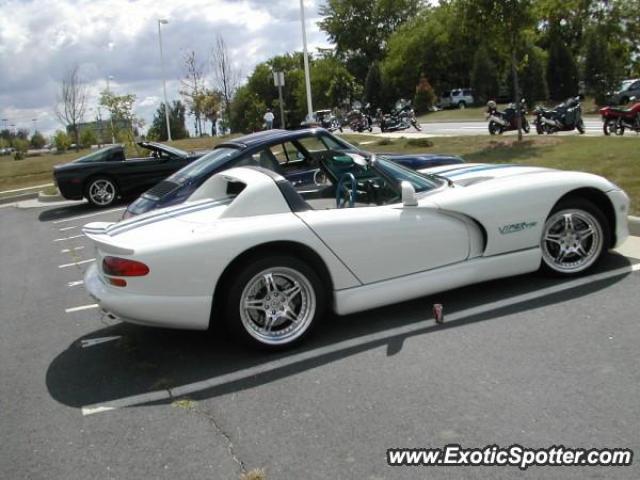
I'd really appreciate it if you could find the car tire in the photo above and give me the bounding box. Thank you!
[458,101,466,109]
[223,255,326,350]
[539,198,610,277]
[85,177,119,207]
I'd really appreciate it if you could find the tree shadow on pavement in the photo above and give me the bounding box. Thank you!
[46,253,635,410]
[37,200,128,223]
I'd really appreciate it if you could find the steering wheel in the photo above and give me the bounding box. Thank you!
[336,172,356,208]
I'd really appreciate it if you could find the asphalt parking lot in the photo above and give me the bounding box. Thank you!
[2,201,640,479]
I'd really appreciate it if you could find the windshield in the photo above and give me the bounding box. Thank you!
[168,147,239,180]
[74,147,122,163]
[375,157,441,193]
[620,80,634,91]
[147,143,187,158]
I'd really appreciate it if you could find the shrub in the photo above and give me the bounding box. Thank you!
[13,138,29,160]
[376,138,394,146]
[80,128,98,148]
[53,130,72,152]
[413,75,436,113]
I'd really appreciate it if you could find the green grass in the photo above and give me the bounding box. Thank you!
[340,134,640,214]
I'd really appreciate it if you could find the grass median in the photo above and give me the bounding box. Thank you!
[0,134,638,214]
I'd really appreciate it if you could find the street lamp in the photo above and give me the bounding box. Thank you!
[299,0,313,121]
[157,18,172,142]
[106,75,116,144]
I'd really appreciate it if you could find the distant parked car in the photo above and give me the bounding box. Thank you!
[53,142,207,207]
[608,79,640,105]
[438,88,475,109]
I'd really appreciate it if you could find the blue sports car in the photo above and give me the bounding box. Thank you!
[124,128,463,217]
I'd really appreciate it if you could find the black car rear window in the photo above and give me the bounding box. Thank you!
[75,147,124,163]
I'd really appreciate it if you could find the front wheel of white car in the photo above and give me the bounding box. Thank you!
[540,198,610,277]
[224,256,326,350]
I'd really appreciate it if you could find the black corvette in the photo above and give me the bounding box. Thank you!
[53,142,207,207]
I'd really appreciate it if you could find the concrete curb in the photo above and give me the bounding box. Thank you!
[628,215,640,225]
[37,190,64,203]
[0,191,39,205]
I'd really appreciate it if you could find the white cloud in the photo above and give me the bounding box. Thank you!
[0,0,331,136]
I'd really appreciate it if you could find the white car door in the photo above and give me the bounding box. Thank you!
[297,204,470,284]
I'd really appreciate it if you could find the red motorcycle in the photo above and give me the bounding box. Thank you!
[600,99,640,136]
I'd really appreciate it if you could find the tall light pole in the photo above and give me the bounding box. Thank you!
[299,0,313,120]
[106,75,116,144]
[157,19,172,142]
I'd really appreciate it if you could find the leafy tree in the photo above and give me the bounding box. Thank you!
[99,90,143,146]
[30,131,46,149]
[53,130,71,152]
[520,46,549,105]
[319,0,421,82]
[364,63,385,110]
[180,50,207,136]
[471,45,499,103]
[79,129,97,148]
[547,36,579,101]
[413,75,436,113]
[13,138,28,160]
[147,101,189,141]
[230,85,266,132]
[584,29,624,106]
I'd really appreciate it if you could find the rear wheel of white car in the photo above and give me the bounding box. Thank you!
[540,198,609,277]
[224,256,326,350]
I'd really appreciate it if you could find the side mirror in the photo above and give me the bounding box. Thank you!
[401,181,418,207]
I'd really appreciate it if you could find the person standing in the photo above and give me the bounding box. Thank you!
[263,109,275,130]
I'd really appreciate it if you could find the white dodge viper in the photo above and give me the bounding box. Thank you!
[83,153,630,349]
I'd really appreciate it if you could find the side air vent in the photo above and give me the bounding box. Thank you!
[145,180,179,198]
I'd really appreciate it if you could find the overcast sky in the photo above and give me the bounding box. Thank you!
[0,0,331,136]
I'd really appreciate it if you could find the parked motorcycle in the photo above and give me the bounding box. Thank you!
[486,99,530,134]
[599,97,640,136]
[379,99,422,132]
[347,102,372,132]
[533,96,585,134]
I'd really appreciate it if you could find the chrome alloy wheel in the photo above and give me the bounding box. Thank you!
[541,209,603,274]
[239,267,316,345]
[88,179,116,206]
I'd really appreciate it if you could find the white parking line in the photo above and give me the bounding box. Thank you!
[80,261,640,416]
[53,234,84,242]
[61,246,85,254]
[52,207,125,224]
[81,336,122,348]
[59,225,79,232]
[67,280,84,287]
[65,304,98,313]
[58,258,95,269]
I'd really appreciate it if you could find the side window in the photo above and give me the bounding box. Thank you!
[233,148,280,171]
[277,142,309,170]
[452,89,461,97]
[297,136,327,154]
[631,81,640,91]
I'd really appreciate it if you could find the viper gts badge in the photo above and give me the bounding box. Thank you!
[499,221,537,235]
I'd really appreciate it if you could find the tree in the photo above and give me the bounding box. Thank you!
[13,138,28,160]
[413,75,436,113]
[584,30,623,106]
[30,131,46,149]
[99,90,143,146]
[80,129,97,148]
[547,36,579,101]
[364,63,385,110]
[53,130,71,152]
[211,34,240,131]
[520,46,548,105]
[180,51,206,136]
[55,65,87,151]
[230,85,266,133]
[319,0,422,82]
[473,0,535,140]
[147,101,189,141]
[471,45,499,104]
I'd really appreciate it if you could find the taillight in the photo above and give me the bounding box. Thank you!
[102,256,149,276]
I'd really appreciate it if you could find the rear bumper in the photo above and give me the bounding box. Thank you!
[55,177,84,200]
[84,263,212,330]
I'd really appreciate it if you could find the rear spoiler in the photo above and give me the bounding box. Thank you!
[82,222,135,255]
